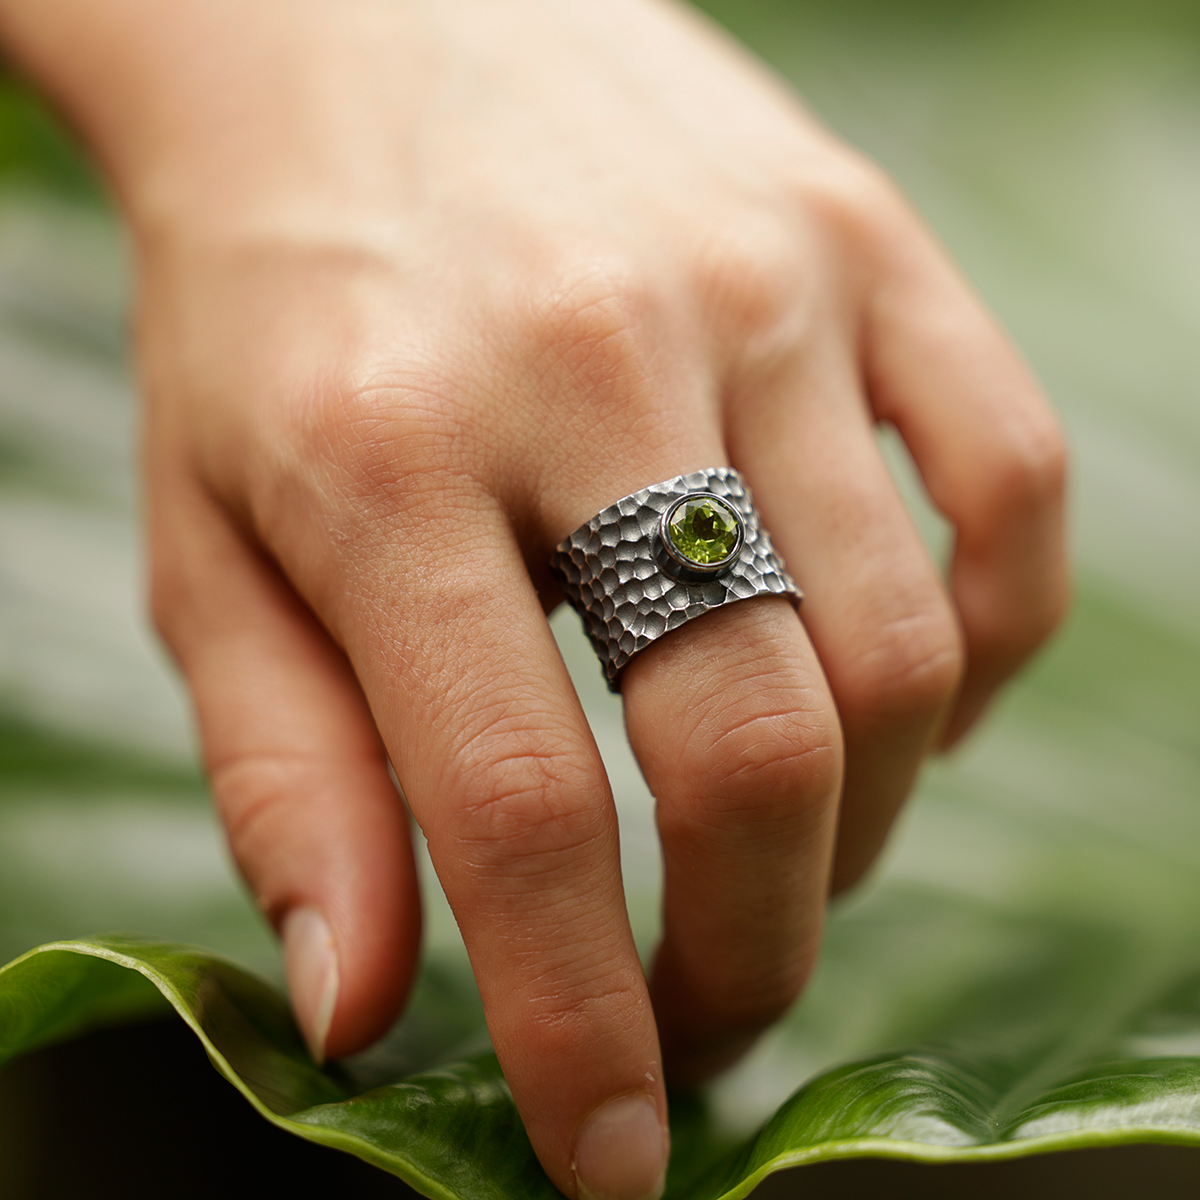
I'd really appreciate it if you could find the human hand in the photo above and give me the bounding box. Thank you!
[0,0,1067,1196]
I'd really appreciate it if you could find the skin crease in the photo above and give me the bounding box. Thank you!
[0,0,1069,1196]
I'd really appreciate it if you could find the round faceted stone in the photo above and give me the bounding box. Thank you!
[664,494,741,568]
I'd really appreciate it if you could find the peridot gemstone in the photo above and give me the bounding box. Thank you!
[665,496,740,566]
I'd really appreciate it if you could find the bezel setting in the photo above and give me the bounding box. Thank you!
[548,467,801,690]
[658,491,744,578]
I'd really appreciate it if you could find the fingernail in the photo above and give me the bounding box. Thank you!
[574,1093,668,1200]
[282,906,339,1063]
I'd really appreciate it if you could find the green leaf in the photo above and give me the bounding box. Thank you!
[7,849,1200,1200]
[0,74,107,205]
[0,937,556,1200]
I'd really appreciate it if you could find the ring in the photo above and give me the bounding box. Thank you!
[549,467,802,690]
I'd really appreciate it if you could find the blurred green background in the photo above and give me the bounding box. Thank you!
[0,0,1198,1195]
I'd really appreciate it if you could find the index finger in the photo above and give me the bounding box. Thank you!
[329,497,670,1200]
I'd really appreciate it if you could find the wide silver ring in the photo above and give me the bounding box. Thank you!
[549,467,802,690]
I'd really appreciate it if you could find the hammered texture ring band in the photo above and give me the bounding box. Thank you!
[549,467,802,690]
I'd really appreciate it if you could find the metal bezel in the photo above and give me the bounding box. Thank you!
[549,466,801,690]
[658,491,745,577]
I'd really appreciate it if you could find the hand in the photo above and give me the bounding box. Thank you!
[0,0,1068,1196]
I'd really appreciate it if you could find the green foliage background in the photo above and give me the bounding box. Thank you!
[1,1,1199,1195]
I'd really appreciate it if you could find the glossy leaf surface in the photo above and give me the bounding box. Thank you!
[0,937,554,1200]
[7,802,1200,1200]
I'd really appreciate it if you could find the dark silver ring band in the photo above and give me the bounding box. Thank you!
[549,467,801,690]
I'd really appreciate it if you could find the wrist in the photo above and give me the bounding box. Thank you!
[0,0,426,229]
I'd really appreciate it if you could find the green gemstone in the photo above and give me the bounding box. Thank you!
[665,496,740,566]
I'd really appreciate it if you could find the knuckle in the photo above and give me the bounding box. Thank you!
[662,675,842,837]
[791,153,910,251]
[489,974,648,1073]
[516,254,660,403]
[968,563,1071,668]
[689,219,802,336]
[837,602,965,728]
[209,751,307,864]
[444,736,610,872]
[981,414,1069,522]
[297,369,463,498]
[521,977,644,1040]
[704,705,840,806]
[257,360,474,544]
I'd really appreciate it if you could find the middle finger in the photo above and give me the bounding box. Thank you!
[547,441,844,1088]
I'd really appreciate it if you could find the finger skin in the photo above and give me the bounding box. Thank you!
[862,203,1070,746]
[729,341,965,895]
[148,470,421,1057]
[623,598,842,1087]
[287,484,668,1199]
[521,361,844,1091]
